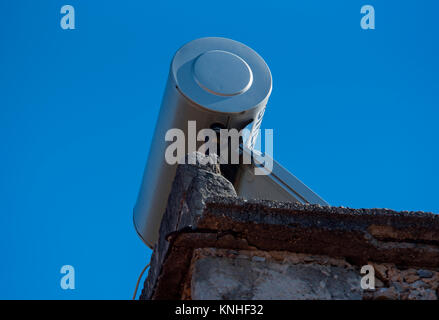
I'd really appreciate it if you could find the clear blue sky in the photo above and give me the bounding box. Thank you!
[1,1,438,299]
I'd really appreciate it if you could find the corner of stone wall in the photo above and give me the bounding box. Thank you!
[140,152,237,300]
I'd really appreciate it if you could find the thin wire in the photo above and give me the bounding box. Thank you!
[132,262,151,300]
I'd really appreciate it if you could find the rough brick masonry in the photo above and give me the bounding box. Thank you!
[140,153,439,300]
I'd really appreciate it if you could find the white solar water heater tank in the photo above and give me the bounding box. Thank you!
[133,37,273,248]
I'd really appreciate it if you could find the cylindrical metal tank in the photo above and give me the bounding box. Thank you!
[133,37,272,247]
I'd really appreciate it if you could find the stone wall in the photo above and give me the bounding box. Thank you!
[185,249,363,300]
[140,153,439,300]
[183,248,439,300]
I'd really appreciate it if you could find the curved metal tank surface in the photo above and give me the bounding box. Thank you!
[133,37,272,247]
